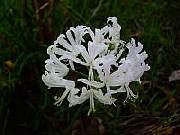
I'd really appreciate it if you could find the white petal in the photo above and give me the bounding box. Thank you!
[70,26,89,45]
[93,54,117,77]
[68,87,89,107]
[77,45,91,64]
[88,41,107,60]
[78,79,104,88]
[109,86,126,94]
[66,29,76,46]
[93,89,116,105]
[42,72,75,88]
[47,45,54,55]
[107,69,126,86]
[60,53,88,66]
[56,34,73,52]
[45,60,69,77]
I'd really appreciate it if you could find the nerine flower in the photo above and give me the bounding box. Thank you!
[42,17,150,115]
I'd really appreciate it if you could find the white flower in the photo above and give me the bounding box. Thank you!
[42,17,150,115]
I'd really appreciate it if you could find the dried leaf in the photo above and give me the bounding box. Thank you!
[169,69,180,82]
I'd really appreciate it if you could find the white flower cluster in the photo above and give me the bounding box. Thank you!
[42,17,150,115]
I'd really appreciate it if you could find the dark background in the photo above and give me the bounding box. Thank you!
[0,0,180,134]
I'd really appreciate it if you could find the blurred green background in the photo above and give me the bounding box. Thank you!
[0,0,180,134]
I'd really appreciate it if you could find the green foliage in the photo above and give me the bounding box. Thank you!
[0,0,180,134]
